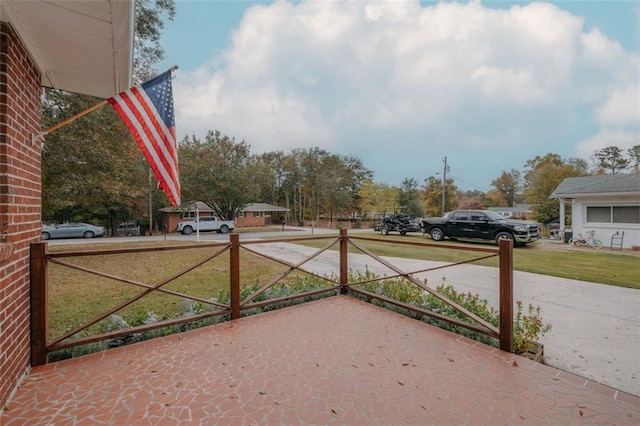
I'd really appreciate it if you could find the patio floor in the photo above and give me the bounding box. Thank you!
[2,296,639,425]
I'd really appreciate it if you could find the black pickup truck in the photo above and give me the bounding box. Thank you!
[420,210,539,246]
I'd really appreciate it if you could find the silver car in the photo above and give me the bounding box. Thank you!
[41,222,105,240]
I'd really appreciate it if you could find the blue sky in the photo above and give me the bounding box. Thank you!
[158,1,639,192]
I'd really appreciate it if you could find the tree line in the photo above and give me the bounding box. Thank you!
[161,133,640,226]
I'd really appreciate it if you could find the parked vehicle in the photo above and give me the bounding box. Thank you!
[176,216,235,235]
[116,222,140,236]
[374,214,421,236]
[420,210,539,246]
[41,222,105,240]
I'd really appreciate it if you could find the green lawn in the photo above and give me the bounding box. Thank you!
[45,234,638,341]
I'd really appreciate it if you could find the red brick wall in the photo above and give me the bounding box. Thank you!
[236,212,266,227]
[0,22,42,408]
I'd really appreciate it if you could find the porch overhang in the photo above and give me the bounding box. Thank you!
[0,0,134,98]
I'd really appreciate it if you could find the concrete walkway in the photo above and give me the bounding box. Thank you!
[248,241,640,397]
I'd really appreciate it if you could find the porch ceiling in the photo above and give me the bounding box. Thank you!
[1,0,134,98]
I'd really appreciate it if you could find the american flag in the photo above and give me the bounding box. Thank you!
[108,70,181,207]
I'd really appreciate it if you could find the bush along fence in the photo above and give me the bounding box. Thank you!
[30,230,524,365]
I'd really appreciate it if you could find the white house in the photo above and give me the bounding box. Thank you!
[550,174,640,249]
[487,204,533,219]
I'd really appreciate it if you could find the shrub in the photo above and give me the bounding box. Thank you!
[350,272,551,355]
[513,301,552,354]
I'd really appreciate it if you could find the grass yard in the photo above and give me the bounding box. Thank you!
[45,233,638,343]
[46,241,312,340]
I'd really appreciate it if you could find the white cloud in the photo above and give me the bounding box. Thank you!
[171,0,639,185]
[576,129,640,160]
[596,84,640,126]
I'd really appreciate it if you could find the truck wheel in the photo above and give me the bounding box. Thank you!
[430,228,444,241]
[219,224,229,234]
[381,226,389,235]
[181,225,193,235]
[495,232,513,245]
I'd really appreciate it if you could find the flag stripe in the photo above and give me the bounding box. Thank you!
[108,70,181,207]
[111,92,180,206]
[131,88,177,170]
[118,89,179,194]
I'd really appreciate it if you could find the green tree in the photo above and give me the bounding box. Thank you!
[396,178,423,217]
[627,145,640,173]
[133,0,177,82]
[594,146,630,175]
[41,90,149,227]
[279,148,370,223]
[342,155,373,219]
[523,153,588,223]
[482,189,505,208]
[491,169,522,206]
[422,177,458,217]
[179,131,258,220]
[358,180,400,218]
[254,151,286,205]
[320,155,353,222]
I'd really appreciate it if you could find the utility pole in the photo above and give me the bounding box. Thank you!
[441,156,447,216]
[148,168,153,236]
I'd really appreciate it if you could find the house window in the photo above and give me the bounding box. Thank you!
[237,212,246,218]
[613,206,640,224]
[586,207,611,223]
[181,211,196,219]
[254,211,263,218]
[586,206,640,224]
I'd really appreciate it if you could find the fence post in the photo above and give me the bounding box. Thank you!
[339,229,348,294]
[30,242,48,366]
[499,239,514,353]
[230,233,240,319]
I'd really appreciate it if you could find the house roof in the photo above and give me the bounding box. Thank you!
[550,174,640,198]
[1,0,134,98]
[159,202,290,213]
[487,204,533,213]
[242,203,290,212]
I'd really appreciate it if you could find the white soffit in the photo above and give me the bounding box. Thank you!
[1,0,134,98]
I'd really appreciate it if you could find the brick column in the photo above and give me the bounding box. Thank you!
[0,21,43,408]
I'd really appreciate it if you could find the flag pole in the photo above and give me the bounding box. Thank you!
[35,65,179,142]
[39,100,109,139]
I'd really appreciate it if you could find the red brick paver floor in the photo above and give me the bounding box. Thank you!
[2,296,639,425]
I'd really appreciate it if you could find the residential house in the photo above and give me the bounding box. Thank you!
[550,174,640,249]
[487,204,533,219]
[160,201,290,232]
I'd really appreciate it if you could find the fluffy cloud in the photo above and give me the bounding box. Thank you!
[596,83,640,126]
[576,129,640,161]
[172,0,639,186]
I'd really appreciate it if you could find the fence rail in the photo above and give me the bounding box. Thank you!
[30,230,513,365]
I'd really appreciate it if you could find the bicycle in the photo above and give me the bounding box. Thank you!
[568,230,603,249]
